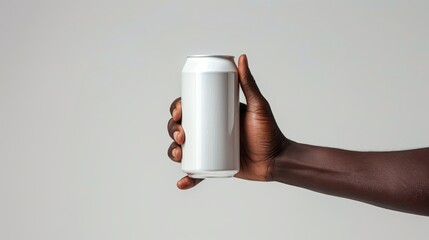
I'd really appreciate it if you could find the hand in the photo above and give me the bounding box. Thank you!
[167,54,287,189]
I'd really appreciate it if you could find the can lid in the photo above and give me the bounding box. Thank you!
[187,55,234,60]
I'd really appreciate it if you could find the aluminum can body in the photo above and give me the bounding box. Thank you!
[181,55,239,178]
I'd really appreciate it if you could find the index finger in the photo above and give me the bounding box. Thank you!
[169,97,182,122]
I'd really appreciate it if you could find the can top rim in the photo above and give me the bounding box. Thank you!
[187,55,234,59]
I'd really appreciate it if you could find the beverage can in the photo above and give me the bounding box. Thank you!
[181,55,240,178]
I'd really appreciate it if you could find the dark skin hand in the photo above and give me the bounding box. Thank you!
[167,54,429,216]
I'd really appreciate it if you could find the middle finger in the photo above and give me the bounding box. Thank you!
[167,118,185,144]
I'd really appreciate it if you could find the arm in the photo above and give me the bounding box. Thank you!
[167,54,429,216]
[272,141,429,216]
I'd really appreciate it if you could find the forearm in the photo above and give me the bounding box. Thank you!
[271,140,429,216]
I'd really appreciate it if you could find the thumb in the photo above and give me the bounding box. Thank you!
[238,54,265,106]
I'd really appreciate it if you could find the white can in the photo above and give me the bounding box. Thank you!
[181,55,240,178]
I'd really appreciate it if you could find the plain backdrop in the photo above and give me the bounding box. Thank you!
[1,0,428,239]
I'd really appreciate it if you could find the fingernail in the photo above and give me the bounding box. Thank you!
[173,108,177,117]
[173,131,179,141]
[172,148,178,158]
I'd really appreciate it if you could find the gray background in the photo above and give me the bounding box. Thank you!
[1,0,428,239]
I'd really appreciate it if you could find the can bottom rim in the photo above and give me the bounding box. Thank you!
[184,170,238,179]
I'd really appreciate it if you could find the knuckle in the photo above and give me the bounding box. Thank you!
[170,97,181,115]
[167,118,178,137]
[169,103,175,115]
[167,142,177,159]
[167,150,173,159]
[167,118,174,130]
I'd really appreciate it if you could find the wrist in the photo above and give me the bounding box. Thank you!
[267,137,295,182]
